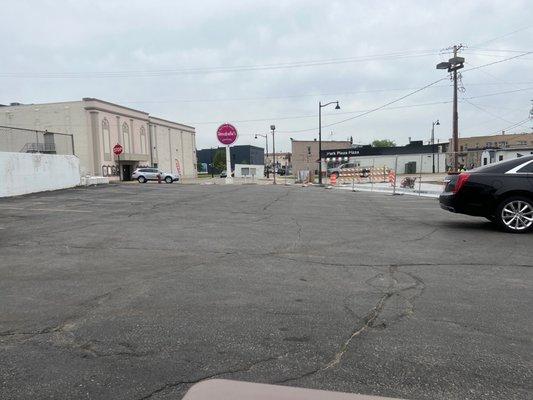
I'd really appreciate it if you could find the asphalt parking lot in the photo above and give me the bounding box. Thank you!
[1,183,531,400]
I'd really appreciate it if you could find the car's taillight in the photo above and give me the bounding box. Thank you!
[453,173,470,193]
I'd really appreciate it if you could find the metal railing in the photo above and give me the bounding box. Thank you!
[0,125,75,155]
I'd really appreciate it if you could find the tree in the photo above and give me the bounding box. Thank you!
[212,149,226,171]
[372,139,396,148]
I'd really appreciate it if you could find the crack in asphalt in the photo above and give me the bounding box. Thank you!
[0,291,113,340]
[277,266,426,383]
[262,189,291,211]
[136,354,285,400]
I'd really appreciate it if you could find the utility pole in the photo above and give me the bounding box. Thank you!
[452,46,459,172]
[437,45,464,173]
[271,125,276,185]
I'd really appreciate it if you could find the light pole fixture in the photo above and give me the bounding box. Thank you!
[431,119,440,173]
[254,133,269,178]
[437,45,464,172]
[270,125,276,184]
[318,101,340,184]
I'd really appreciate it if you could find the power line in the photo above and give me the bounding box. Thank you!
[469,25,533,48]
[462,51,533,73]
[488,117,532,135]
[0,49,443,79]
[117,81,533,105]
[462,98,514,124]
[279,78,448,133]
[278,52,533,134]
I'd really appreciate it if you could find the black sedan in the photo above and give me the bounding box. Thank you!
[439,155,533,233]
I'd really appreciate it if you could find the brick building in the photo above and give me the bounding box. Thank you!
[449,132,533,168]
[291,139,352,179]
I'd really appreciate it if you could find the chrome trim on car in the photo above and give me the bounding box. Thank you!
[505,159,533,174]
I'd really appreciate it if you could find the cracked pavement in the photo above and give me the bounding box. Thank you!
[0,184,531,399]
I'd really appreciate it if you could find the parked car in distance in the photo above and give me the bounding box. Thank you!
[131,168,180,184]
[439,156,533,233]
[327,163,370,178]
[220,170,234,178]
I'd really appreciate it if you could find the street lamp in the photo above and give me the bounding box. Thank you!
[254,133,269,178]
[318,101,340,184]
[431,119,440,173]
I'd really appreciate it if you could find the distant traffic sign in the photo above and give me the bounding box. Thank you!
[113,143,123,156]
[216,123,238,145]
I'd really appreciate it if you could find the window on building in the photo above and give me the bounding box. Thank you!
[101,118,111,160]
[122,122,130,153]
[307,146,311,155]
[139,126,147,154]
[499,155,504,161]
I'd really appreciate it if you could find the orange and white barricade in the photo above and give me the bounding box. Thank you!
[369,167,387,183]
[388,169,396,186]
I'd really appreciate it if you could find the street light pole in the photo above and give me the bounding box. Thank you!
[271,125,276,185]
[318,100,340,184]
[436,45,464,173]
[254,133,269,178]
[431,119,440,173]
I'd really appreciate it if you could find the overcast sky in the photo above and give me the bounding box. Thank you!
[1,0,532,151]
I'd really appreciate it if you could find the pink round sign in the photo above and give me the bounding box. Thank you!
[216,123,238,145]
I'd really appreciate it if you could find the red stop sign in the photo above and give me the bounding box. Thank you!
[113,143,123,155]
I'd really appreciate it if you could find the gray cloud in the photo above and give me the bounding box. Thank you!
[0,0,531,151]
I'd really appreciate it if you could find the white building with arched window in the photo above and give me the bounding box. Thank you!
[0,98,197,180]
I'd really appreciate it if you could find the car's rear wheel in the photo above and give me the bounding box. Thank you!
[496,196,533,233]
[165,176,173,184]
[138,176,147,183]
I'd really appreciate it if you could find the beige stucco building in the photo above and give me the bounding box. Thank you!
[0,98,197,179]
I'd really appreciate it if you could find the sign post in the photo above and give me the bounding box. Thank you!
[113,143,124,180]
[216,123,238,184]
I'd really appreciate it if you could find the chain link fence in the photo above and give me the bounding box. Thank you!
[0,125,75,156]
[330,155,446,198]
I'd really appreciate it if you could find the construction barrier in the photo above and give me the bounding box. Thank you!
[337,167,389,185]
[388,169,396,186]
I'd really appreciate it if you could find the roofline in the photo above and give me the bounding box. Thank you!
[82,98,149,116]
[149,116,195,131]
[291,140,351,143]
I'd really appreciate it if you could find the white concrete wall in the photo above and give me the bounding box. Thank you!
[349,153,447,174]
[0,152,80,197]
[1,101,91,174]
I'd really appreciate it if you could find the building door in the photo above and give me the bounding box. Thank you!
[122,164,132,181]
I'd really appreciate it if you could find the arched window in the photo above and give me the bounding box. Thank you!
[139,126,147,154]
[122,122,130,153]
[102,118,111,160]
